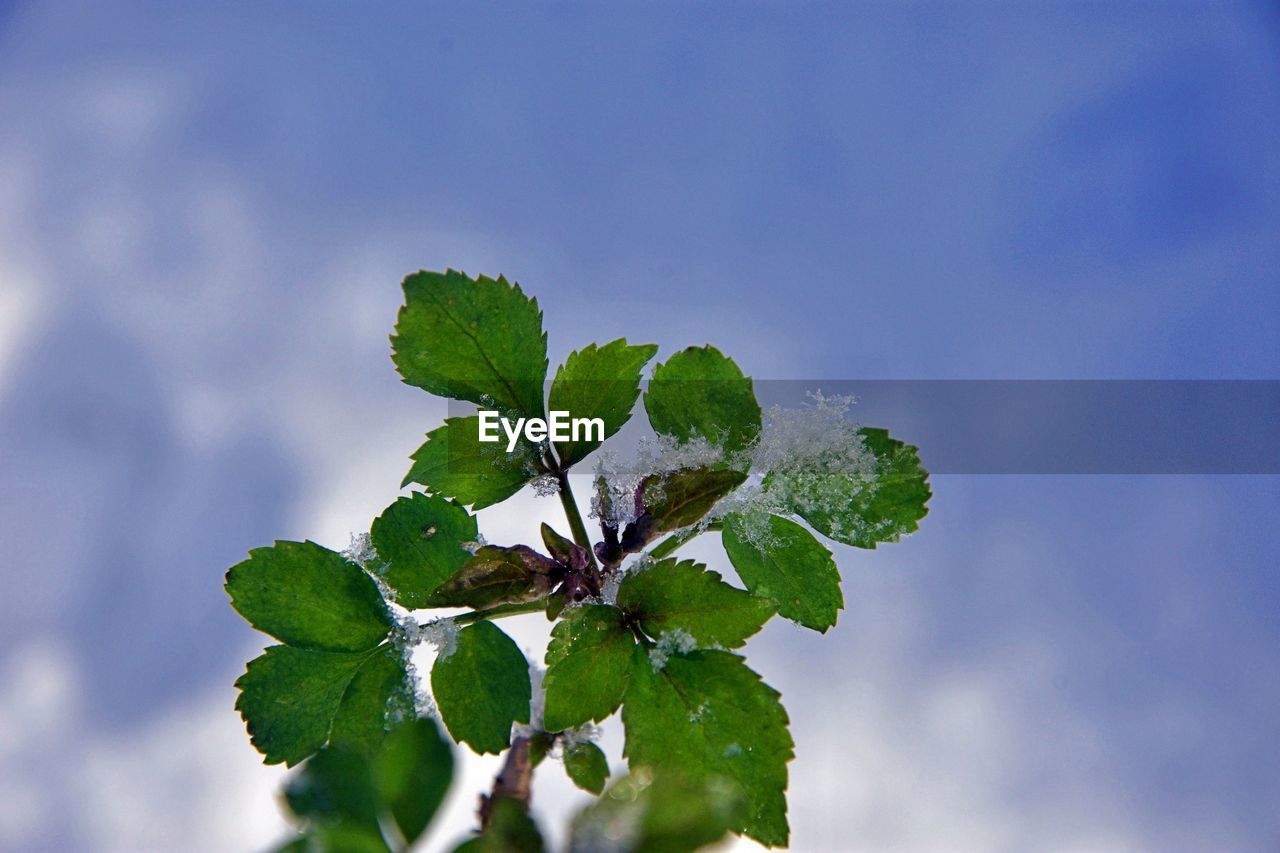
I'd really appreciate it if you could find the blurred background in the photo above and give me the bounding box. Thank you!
[1,2,1279,850]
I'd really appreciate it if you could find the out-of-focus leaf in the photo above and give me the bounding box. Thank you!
[569,768,744,853]
[564,741,610,794]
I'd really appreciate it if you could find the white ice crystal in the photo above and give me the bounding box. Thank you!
[390,612,424,647]
[418,617,459,659]
[514,664,547,739]
[648,628,697,670]
[704,389,880,544]
[560,722,602,749]
[342,531,379,568]
[528,664,545,730]
[531,473,561,497]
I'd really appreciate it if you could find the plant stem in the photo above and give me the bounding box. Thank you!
[479,735,534,828]
[556,469,600,572]
[648,520,722,560]
[447,600,546,627]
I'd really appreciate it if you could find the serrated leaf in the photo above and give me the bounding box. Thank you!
[542,605,635,732]
[548,339,659,467]
[374,717,454,845]
[616,558,774,648]
[563,741,610,794]
[775,427,930,549]
[235,645,373,766]
[721,514,843,632]
[226,540,390,652]
[432,622,531,754]
[371,492,478,608]
[644,345,761,457]
[392,269,548,418]
[569,768,744,853]
[428,545,559,609]
[402,416,540,510]
[619,467,746,552]
[623,647,793,847]
[330,645,415,757]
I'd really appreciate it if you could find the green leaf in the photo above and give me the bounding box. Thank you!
[540,522,588,571]
[427,545,559,609]
[616,558,774,648]
[528,732,555,768]
[721,514,843,633]
[643,467,746,531]
[285,717,455,850]
[542,605,635,732]
[311,826,391,853]
[330,645,415,757]
[619,467,746,552]
[392,269,548,418]
[623,647,793,846]
[226,540,391,652]
[569,769,744,853]
[235,645,374,766]
[564,741,610,795]
[402,416,540,510]
[284,746,384,845]
[374,717,455,845]
[548,339,659,467]
[644,345,761,457]
[432,622,531,754]
[457,796,545,852]
[370,492,478,608]
[776,427,930,549]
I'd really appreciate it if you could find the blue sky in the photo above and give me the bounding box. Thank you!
[0,2,1278,850]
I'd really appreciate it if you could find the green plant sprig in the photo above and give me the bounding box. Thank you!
[225,269,931,852]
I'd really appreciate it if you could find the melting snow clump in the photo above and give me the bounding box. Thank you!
[560,722,602,749]
[419,618,459,659]
[531,473,561,496]
[648,628,697,670]
[515,664,547,738]
[712,390,879,544]
[592,435,725,528]
[342,531,380,568]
